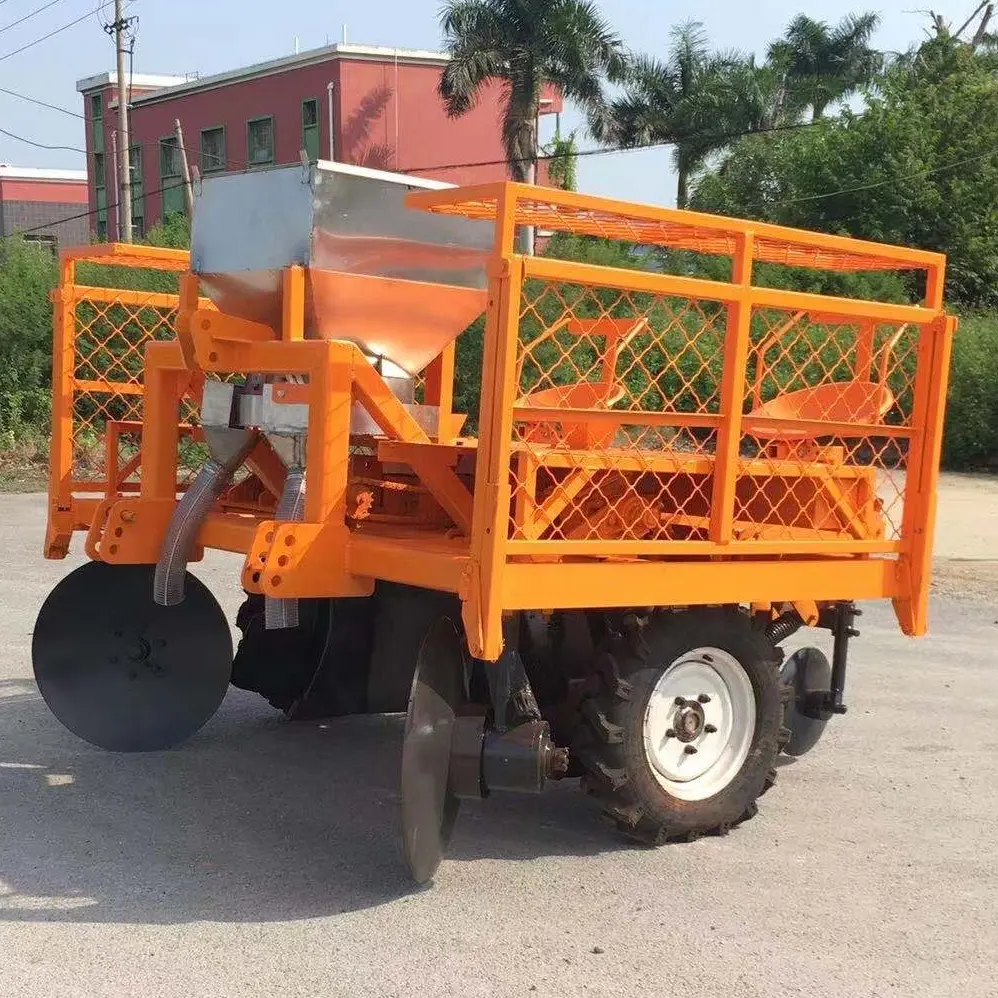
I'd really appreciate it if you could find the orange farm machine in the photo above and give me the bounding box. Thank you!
[33,162,954,882]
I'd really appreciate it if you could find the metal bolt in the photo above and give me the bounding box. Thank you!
[665,728,676,738]
[697,694,711,704]
[704,723,717,734]
[684,745,698,755]
[674,696,686,707]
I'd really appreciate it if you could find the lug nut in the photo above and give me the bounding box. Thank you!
[697,694,711,704]
[674,696,686,706]
[665,728,676,738]
[704,723,717,734]
[684,745,698,755]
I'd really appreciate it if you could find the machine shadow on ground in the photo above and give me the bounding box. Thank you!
[0,689,627,925]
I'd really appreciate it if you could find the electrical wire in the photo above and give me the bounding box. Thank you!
[0,125,85,152]
[0,0,115,62]
[7,89,991,240]
[0,0,70,35]
[752,147,998,210]
[398,115,845,174]
[14,176,190,236]
[0,84,83,118]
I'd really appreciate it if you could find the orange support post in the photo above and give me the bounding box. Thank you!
[463,187,521,660]
[894,313,956,635]
[710,231,755,544]
[44,256,77,559]
[423,340,456,440]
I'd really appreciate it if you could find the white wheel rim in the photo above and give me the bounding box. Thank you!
[643,647,756,802]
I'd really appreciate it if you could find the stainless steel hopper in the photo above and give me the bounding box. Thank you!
[190,160,494,376]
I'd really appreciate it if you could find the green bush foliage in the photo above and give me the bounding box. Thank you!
[0,237,57,450]
[943,314,998,468]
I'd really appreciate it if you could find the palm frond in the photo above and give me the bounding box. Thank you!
[439,44,507,115]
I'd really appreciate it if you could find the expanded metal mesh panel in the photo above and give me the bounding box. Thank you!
[70,295,179,485]
[505,273,920,554]
[412,185,944,274]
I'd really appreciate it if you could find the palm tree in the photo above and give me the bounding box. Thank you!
[438,0,627,189]
[767,13,882,121]
[593,22,757,208]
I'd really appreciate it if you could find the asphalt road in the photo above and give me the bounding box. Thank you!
[1,491,996,998]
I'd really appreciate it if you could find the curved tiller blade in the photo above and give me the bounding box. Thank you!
[780,646,833,758]
[400,616,465,884]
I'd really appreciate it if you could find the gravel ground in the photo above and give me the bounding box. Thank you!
[0,484,996,998]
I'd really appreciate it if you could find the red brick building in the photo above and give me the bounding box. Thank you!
[0,165,89,248]
[77,43,562,240]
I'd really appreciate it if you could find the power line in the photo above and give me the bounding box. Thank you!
[0,84,83,118]
[0,0,114,62]
[399,116,842,174]
[14,176,189,236]
[754,148,998,211]
[0,125,85,152]
[15,104,957,239]
[0,0,70,35]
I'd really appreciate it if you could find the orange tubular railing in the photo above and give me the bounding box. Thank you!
[408,182,955,657]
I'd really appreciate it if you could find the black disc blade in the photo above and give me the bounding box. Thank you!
[780,646,832,758]
[400,616,465,884]
[32,561,232,752]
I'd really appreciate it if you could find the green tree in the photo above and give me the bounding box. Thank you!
[767,13,882,121]
[593,22,767,208]
[438,0,627,192]
[692,39,998,308]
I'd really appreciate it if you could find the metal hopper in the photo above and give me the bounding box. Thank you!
[190,160,494,376]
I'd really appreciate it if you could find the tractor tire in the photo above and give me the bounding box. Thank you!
[574,608,791,844]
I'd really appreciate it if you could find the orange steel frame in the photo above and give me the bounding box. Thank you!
[45,184,956,663]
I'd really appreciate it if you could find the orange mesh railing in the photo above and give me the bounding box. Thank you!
[408,182,947,275]
[408,182,953,583]
[49,245,204,514]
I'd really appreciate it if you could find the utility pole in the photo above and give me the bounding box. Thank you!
[174,119,194,217]
[107,0,135,242]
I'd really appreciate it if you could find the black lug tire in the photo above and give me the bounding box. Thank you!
[574,608,792,844]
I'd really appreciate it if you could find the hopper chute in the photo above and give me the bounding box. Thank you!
[191,160,494,375]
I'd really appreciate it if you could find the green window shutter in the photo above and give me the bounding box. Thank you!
[159,136,186,217]
[200,127,226,172]
[90,94,104,153]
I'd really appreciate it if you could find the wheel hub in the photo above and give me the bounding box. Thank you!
[643,648,756,802]
[672,700,705,742]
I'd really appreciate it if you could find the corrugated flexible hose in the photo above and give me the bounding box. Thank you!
[264,466,306,630]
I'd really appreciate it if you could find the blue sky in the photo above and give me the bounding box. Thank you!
[0,0,979,205]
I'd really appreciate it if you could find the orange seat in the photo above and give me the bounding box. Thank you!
[516,381,625,449]
[748,380,894,440]
[514,317,647,450]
